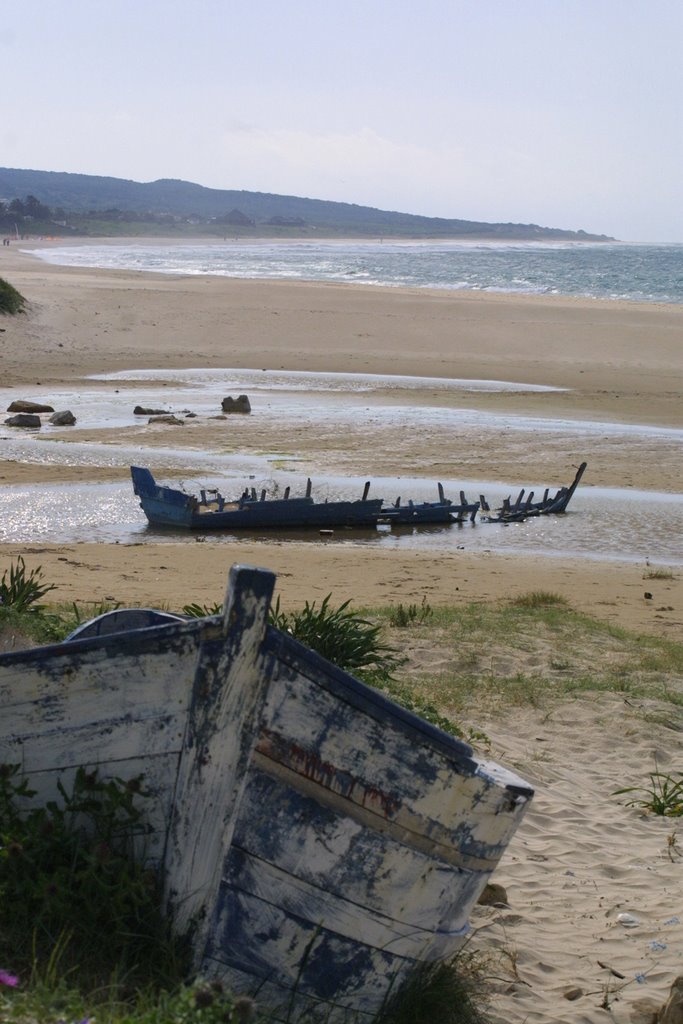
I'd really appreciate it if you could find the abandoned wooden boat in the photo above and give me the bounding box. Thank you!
[132,466,385,530]
[132,467,478,532]
[480,461,587,523]
[0,565,533,1022]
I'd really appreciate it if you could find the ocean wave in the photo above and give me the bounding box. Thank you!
[26,241,683,304]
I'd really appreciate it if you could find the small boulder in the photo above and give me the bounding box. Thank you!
[49,410,76,426]
[5,413,41,428]
[221,394,251,414]
[148,414,184,426]
[477,882,509,907]
[134,405,168,416]
[7,400,54,413]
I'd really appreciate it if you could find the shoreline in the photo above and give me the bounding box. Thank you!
[11,234,683,309]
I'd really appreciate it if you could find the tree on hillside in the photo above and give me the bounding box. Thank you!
[24,194,52,220]
[4,195,52,222]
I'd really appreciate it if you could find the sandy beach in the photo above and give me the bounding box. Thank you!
[1,239,683,1022]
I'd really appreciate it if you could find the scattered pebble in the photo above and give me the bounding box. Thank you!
[617,912,641,927]
[477,882,509,906]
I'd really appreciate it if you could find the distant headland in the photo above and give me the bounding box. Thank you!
[0,166,615,242]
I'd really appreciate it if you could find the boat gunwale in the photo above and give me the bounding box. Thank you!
[0,614,211,668]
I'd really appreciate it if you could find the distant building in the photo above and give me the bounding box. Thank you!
[216,208,254,226]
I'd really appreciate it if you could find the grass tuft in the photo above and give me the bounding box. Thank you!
[614,769,683,816]
[388,597,433,628]
[269,593,400,682]
[182,600,222,617]
[0,276,26,315]
[644,567,675,580]
[376,950,492,1024]
[0,556,56,613]
[508,591,568,609]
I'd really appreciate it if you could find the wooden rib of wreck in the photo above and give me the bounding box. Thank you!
[131,466,479,530]
[0,565,532,1022]
[380,482,479,525]
[480,461,587,523]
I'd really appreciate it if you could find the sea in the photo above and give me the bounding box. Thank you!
[28,239,683,304]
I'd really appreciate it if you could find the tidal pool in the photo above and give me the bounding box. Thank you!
[1,368,680,566]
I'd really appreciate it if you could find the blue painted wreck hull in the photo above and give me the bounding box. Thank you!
[131,466,480,531]
[131,466,386,530]
[0,565,532,1021]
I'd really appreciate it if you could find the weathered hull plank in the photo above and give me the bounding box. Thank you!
[232,768,481,934]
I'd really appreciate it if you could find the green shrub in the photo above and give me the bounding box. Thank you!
[0,276,26,314]
[269,594,399,682]
[1,977,259,1024]
[0,764,188,987]
[0,557,56,613]
[614,771,683,816]
[127,981,257,1023]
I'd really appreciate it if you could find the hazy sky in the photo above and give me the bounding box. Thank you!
[3,1,681,241]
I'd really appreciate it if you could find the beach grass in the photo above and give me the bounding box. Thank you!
[2,957,492,1024]
[5,582,682,719]
[5,584,683,718]
[374,596,683,721]
[644,567,676,580]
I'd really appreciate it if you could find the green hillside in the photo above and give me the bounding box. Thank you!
[0,166,614,240]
